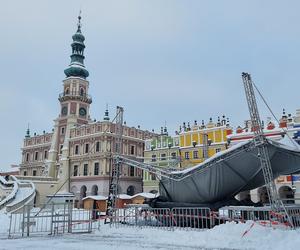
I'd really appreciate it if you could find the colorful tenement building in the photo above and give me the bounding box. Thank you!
[178,117,232,168]
[227,109,293,145]
[143,117,233,193]
[143,127,180,193]
[18,15,156,207]
[227,109,300,204]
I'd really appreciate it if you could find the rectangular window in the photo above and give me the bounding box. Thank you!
[33,170,37,176]
[83,164,88,176]
[35,152,39,161]
[85,144,89,154]
[94,162,99,175]
[129,166,135,176]
[73,165,78,176]
[161,153,166,161]
[193,151,198,159]
[151,155,156,162]
[115,143,120,153]
[26,153,30,162]
[75,145,79,155]
[23,171,27,176]
[185,152,190,159]
[171,152,176,159]
[130,145,135,155]
[60,145,63,154]
[44,150,48,159]
[61,127,65,135]
[151,173,156,181]
[96,141,100,152]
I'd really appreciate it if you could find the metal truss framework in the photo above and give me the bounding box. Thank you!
[242,72,292,227]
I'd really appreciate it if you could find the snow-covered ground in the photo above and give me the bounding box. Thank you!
[0,211,300,250]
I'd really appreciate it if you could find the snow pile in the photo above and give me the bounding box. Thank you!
[0,210,300,249]
[94,221,300,250]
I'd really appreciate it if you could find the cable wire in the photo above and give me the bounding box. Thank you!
[252,82,297,146]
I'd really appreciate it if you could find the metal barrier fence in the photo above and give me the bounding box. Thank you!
[8,203,101,238]
[7,204,300,238]
[219,205,300,229]
[110,206,213,230]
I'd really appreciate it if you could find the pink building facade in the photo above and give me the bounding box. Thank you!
[19,15,156,207]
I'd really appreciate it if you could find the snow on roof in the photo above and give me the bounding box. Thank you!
[82,193,158,201]
[270,135,300,152]
[82,195,107,201]
[131,192,158,199]
[172,140,250,175]
[117,194,132,199]
[6,187,33,207]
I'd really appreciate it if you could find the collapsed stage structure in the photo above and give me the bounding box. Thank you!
[116,136,300,209]
[114,73,300,213]
[154,138,300,208]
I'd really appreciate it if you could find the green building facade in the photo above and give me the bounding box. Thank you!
[143,128,180,193]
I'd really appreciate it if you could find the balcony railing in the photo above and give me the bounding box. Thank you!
[58,91,92,104]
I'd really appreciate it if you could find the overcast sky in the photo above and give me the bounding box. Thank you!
[1,0,300,170]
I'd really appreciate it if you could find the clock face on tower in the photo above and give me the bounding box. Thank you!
[61,106,68,116]
[79,107,87,117]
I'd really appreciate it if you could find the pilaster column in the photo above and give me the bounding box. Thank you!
[57,117,77,193]
[44,119,59,177]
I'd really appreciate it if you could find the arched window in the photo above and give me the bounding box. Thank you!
[91,185,98,195]
[126,185,135,196]
[71,186,78,196]
[279,186,295,204]
[65,88,70,95]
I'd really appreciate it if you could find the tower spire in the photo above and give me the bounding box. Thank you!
[25,123,30,138]
[77,10,82,32]
[103,104,110,121]
[64,12,89,79]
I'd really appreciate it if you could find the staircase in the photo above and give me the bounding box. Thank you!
[0,175,35,213]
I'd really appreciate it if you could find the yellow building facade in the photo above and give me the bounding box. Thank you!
[179,119,232,168]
